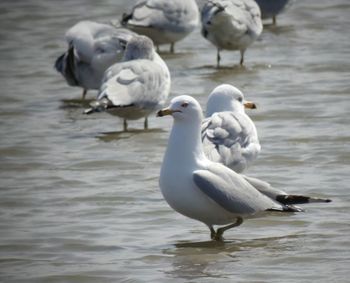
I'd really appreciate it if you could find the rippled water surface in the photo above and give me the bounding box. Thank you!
[1,0,349,282]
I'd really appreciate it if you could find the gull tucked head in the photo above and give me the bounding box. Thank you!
[206,84,256,117]
[157,95,203,122]
[123,35,154,61]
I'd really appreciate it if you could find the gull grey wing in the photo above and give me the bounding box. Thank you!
[242,175,288,200]
[123,0,186,28]
[97,59,169,108]
[202,112,245,148]
[146,0,197,28]
[123,0,162,28]
[242,175,331,205]
[193,163,281,215]
[202,112,260,171]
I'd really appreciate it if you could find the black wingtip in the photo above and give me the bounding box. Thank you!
[121,13,132,26]
[276,195,332,205]
[54,53,65,73]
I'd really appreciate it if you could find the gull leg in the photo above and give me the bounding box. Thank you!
[239,50,245,66]
[123,119,128,132]
[214,217,243,241]
[82,89,87,100]
[216,48,221,68]
[208,225,216,240]
[144,117,148,130]
[170,43,175,53]
[272,16,277,25]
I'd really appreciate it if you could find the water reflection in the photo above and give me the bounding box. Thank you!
[97,128,165,142]
[161,233,304,280]
[59,98,93,109]
[262,23,296,35]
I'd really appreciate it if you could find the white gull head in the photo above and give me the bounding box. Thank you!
[206,84,256,117]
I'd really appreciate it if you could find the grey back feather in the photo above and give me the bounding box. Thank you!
[193,163,281,215]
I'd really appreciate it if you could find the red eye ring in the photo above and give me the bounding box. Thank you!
[181,102,189,108]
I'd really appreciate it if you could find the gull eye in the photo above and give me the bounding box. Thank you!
[237,97,243,102]
[181,102,189,108]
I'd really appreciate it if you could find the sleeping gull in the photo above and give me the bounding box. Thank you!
[254,0,291,25]
[157,95,331,240]
[85,35,170,131]
[121,0,199,53]
[55,21,136,99]
[202,84,260,173]
[201,0,263,67]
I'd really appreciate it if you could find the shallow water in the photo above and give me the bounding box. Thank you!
[0,0,349,282]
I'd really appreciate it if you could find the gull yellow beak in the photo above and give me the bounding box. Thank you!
[157,108,174,117]
[244,100,257,109]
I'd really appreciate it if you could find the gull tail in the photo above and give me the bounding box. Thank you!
[276,195,332,205]
[54,52,65,74]
[84,98,110,115]
[121,12,132,26]
[267,205,304,213]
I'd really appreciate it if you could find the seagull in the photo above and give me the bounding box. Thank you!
[121,0,199,53]
[85,35,171,131]
[157,95,331,240]
[200,0,263,67]
[254,0,291,25]
[201,84,260,173]
[55,21,136,99]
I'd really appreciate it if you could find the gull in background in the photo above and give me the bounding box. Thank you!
[85,35,171,131]
[201,0,263,67]
[121,0,199,53]
[157,95,331,240]
[254,0,291,25]
[55,21,136,99]
[202,84,260,173]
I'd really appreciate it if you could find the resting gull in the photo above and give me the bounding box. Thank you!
[85,35,171,131]
[202,84,260,173]
[201,0,263,67]
[157,95,331,240]
[55,21,136,99]
[121,0,199,53]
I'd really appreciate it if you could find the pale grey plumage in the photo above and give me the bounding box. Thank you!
[85,35,170,131]
[121,0,199,52]
[202,84,260,173]
[158,95,331,240]
[55,21,136,98]
[201,0,263,66]
[193,163,283,215]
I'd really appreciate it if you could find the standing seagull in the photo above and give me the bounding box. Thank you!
[202,84,260,173]
[201,0,263,67]
[157,95,331,240]
[254,0,291,25]
[55,21,136,99]
[121,0,199,53]
[85,35,171,131]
